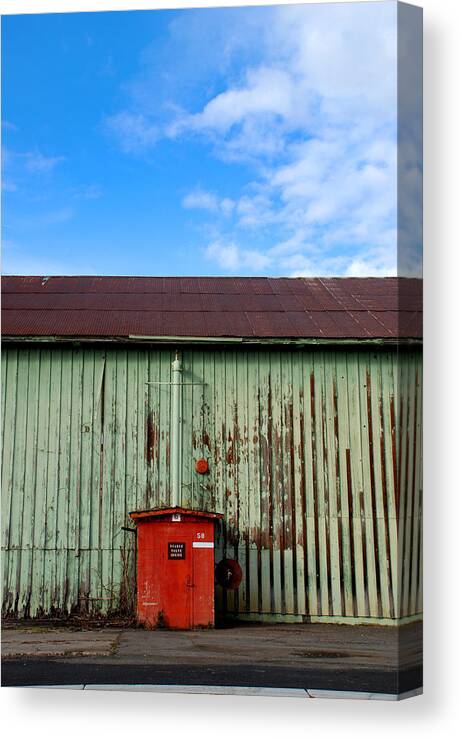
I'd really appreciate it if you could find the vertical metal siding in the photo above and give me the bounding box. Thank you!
[1,345,422,622]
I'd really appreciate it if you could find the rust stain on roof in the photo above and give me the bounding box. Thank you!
[1,276,422,340]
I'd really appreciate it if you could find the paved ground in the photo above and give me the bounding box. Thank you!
[1,628,118,659]
[1,621,422,695]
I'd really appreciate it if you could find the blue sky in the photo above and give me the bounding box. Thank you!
[1,2,421,277]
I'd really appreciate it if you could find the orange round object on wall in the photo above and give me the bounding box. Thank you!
[195,458,209,474]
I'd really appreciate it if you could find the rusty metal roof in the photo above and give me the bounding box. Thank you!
[129,507,224,521]
[1,276,422,340]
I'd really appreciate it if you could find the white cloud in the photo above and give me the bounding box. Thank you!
[179,3,401,276]
[24,151,66,173]
[345,257,397,278]
[2,147,66,187]
[236,193,276,228]
[179,67,296,134]
[183,190,218,211]
[104,2,421,276]
[104,112,158,153]
[182,189,235,217]
[220,198,236,217]
[205,241,240,270]
[281,3,396,110]
[278,253,315,277]
[205,240,271,272]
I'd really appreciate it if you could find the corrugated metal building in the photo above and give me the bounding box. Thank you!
[1,276,422,624]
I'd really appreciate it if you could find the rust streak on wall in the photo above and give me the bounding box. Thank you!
[2,345,422,623]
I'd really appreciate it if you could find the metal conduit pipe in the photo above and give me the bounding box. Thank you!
[170,350,182,507]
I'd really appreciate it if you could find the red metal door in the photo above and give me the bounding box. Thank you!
[137,521,192,629]
[160,523,192,629]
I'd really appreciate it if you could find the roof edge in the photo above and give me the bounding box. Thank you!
[1,334,422,347]
[129,507,223,520]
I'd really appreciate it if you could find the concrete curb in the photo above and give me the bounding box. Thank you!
[19,684,423,700]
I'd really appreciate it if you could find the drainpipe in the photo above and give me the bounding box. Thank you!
[170,350,182,507]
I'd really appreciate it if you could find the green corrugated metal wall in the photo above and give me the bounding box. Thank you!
[1,344,422,623]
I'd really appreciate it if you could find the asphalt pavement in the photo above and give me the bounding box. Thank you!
[1,620,422,696]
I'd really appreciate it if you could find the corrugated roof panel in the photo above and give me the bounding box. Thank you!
[352,295,399,311]
[350,277,400,295]
[232,277,275,295]
[2,292,165,311]
[399,294,424,311]
[281,311,322,337]
[157,311,208,335]
[322,283,368,310]
[1,276,171,294]
[196,277,240,294]
[206,312,254,336]
[398,311,423,338]
[161,277,202,294]
[161,293,204,312]
[275,294,305,311]
[1,276,422,340]
[302,281,344,309]
[370,311,399,337]
[245,311,302,337]
[348,310,393,338]
[307,311,344,337]
[268,277,302,295]
[207,311,254,336]
[326,311,366,338]
[202,293,283,312]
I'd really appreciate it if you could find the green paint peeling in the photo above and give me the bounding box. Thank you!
[1,344,422,623]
